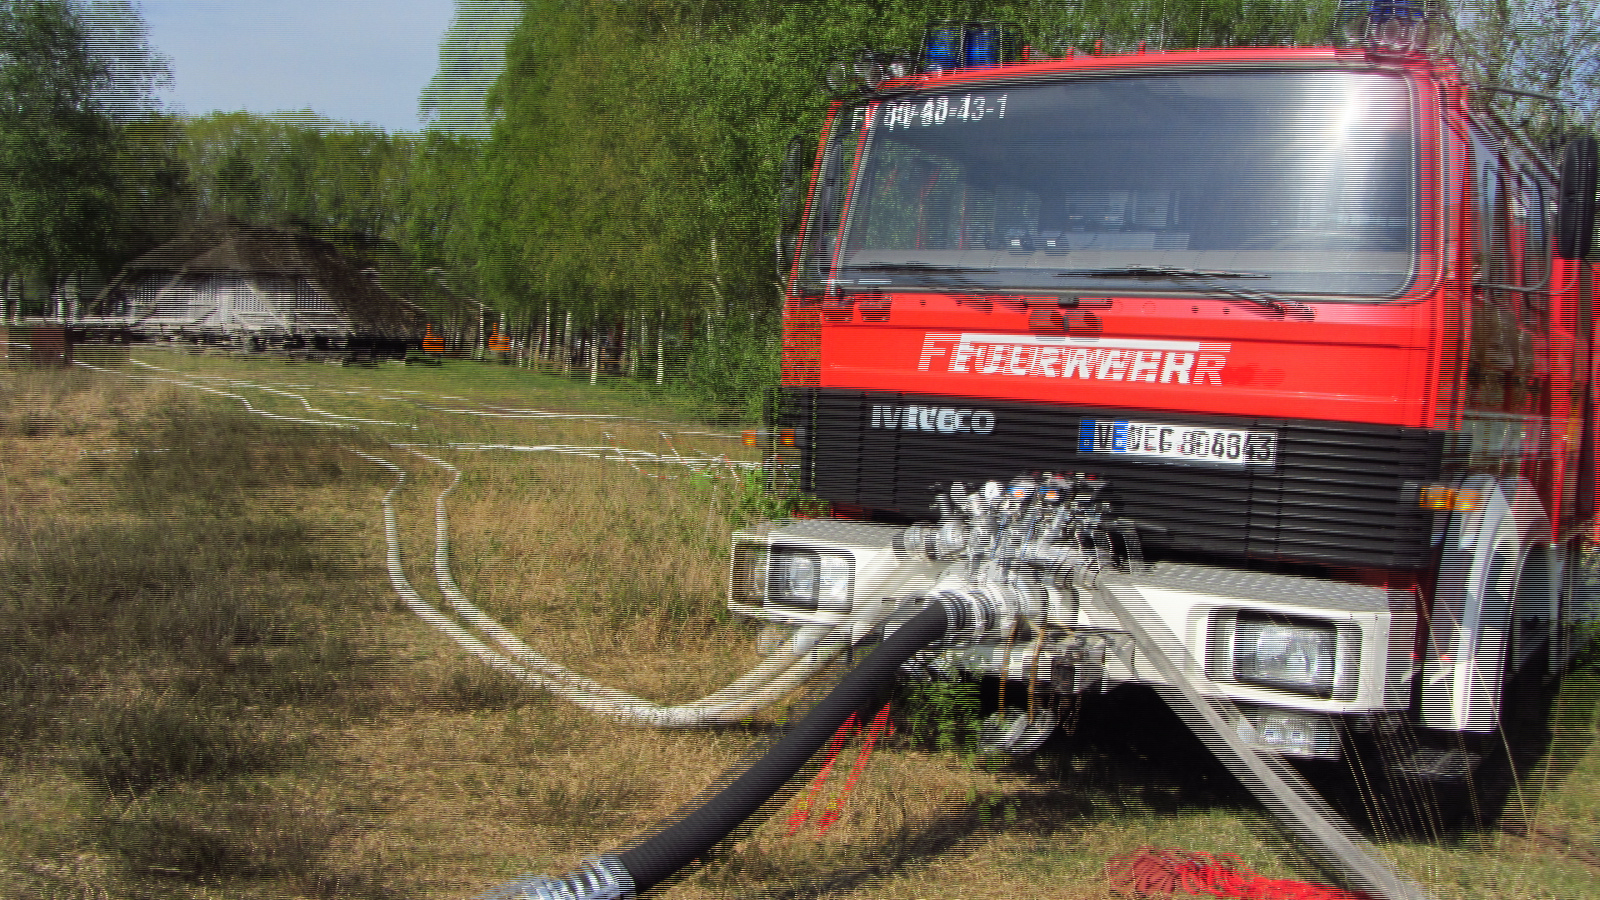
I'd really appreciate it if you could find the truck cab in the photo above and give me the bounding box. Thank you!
[733,29,1599,767]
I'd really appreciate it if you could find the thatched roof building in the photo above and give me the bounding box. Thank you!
[88,222,426,346]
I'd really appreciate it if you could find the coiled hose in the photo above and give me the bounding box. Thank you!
[415,450,884,727]
[484,601,952,900]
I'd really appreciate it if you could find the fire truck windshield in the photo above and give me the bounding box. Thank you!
[809,69,1418,301]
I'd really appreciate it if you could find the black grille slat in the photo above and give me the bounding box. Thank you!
[791,389,1444,570]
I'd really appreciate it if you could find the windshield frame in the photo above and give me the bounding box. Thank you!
[803,65,1428,304]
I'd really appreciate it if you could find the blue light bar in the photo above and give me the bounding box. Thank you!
[924,22,963,73]
[1370,0,1427,23]
[964,23,1002,68]
[1336,0,1432,49]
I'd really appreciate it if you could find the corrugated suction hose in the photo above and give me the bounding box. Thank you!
[482,601,952,900]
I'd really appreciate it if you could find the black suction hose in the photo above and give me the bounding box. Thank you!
[487,602,950,900]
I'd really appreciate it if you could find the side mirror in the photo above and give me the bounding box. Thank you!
[776,135,815,282]
[778,135,813,227]
[1557,134,1597,260]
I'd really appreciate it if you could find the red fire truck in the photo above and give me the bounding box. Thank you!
[733,17,1600,778]
[499,17,1600,900]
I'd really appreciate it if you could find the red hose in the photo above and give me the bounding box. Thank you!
[1106,848,1376,900]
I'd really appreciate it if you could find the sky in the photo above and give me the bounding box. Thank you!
[137,0,463,132]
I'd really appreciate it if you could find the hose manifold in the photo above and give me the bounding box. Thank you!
[904,475,1144,590]
[482,856,635,900]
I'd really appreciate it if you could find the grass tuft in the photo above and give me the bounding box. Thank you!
[78,701,304,797]
[441,664,544,711]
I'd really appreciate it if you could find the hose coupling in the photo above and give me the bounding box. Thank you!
[896,520,968,560]
[481,856,635,900]
[931,586,1002,645]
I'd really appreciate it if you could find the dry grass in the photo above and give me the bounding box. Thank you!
[1,351,1597,900]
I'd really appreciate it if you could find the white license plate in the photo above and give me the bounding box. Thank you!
[1077,419,1277,468]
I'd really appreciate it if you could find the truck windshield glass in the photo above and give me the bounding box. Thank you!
[818,70,1417,300]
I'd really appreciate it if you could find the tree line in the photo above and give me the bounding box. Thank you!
[2,0,1596,416]
[467,0,1600,416]
[0,1,487,333]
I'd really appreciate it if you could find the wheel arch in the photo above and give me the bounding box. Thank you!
[1420,475,1553,733]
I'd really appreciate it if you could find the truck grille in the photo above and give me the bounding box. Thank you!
[788,389,1445,571]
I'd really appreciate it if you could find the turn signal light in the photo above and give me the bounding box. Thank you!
[1418,484,1479,513]
[741,429,797,448]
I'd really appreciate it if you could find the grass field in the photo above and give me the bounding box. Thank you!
[2,349,1597,900]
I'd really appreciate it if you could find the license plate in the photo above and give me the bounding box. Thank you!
[1077,419,1277,468]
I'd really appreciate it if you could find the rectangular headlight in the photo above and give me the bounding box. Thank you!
[1233,614,1337,697]
[1237,705,1340,760]
[767,547,854,611]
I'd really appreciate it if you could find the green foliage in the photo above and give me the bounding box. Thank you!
[114,112,198,255]
[969,785,1023,825]
[1568,547,1600,671]
[731,465,794,526]
[1444,0,1600,133]
[178,114,407,239]
[0,0,124,280]
[895,674,982,754]
[684,312,781,422]
[420,0,523,136]
[0,2,189,278]
[1575,624,1600,672]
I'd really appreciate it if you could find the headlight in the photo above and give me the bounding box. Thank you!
[768,548,853,611]
[1233,614,1337,697]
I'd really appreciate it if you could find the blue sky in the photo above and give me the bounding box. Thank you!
[138,0,461,132]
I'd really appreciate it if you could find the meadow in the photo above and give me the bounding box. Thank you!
[1,350,1596,900]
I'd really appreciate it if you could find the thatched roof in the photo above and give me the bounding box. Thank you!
[97,221,426,339]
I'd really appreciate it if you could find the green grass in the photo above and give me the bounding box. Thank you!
[141,348,750,428]
[5,353,1599,900]
[0,372,405,898]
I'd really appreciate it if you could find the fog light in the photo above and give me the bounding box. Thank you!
[1238,707,1339,759]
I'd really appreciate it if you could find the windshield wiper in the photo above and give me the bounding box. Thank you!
[1054,266,1313,320]
[1057,265,1268,280]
